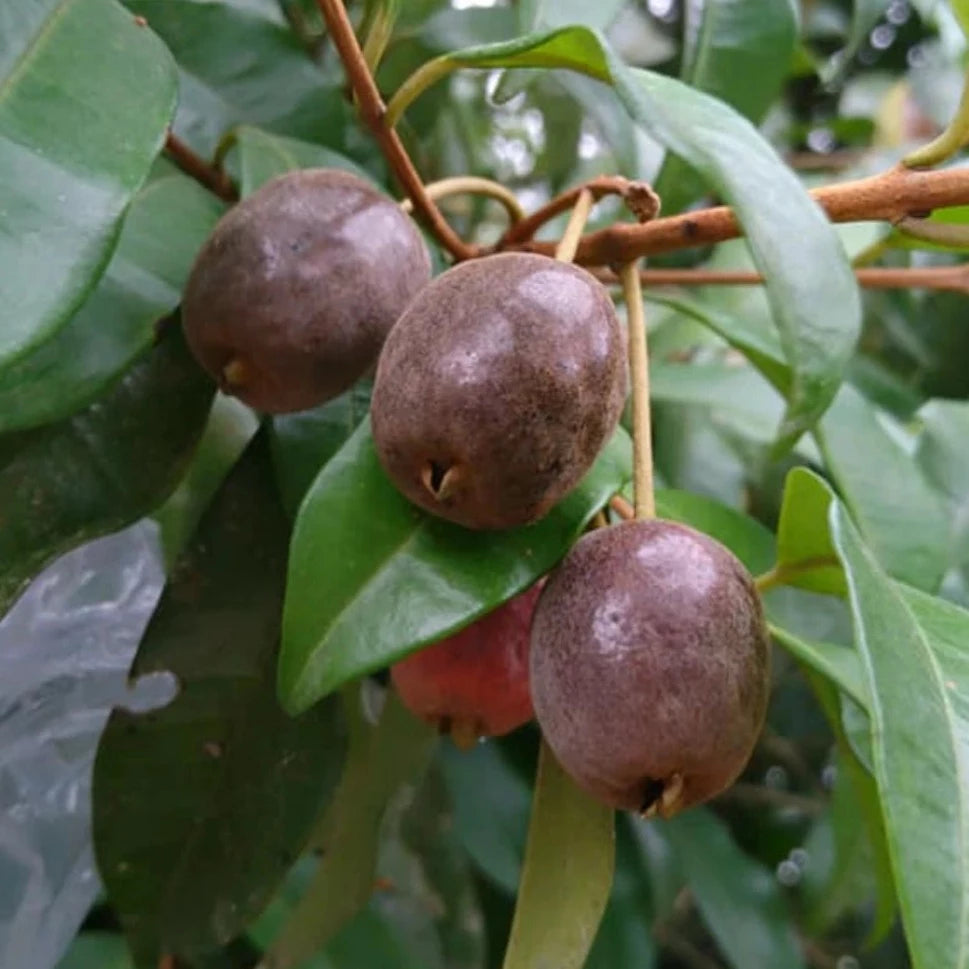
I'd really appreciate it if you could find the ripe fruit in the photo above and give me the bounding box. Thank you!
[391,583,542,746]
[370,252,627,530]
[530,520,770,817]
[181,168,430,413]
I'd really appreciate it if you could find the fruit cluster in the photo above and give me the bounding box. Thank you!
[182,169,771,818]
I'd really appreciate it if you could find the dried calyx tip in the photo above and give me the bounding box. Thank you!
[421,460,458,501]
[220,357,249,391]
[640,772,685,819]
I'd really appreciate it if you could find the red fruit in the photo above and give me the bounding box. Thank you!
[391,583,542,746]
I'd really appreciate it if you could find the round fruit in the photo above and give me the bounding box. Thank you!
[370,252,627,530]
[181,168,430,414]
[530,519,770,817]
[391,583,541,746]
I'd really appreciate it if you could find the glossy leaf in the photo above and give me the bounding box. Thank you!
[261,690,436,969]
[774,467,847,596]
[817,385,949,591]
[0,174,224,434]
[126,0,345,156]
[93,436,346,963]
[0,0,176,368]
[0,325,214,618]
[656,0,798,214]
[832,503,969,969]
[279,421,631,714]
[769,625,867,709]
[232,125,371,197]
[269,382,373,520]
[501,741,614,969]
[661,808,806,969]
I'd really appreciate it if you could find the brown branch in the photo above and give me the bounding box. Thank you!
[592,264,969,293]
[513,164,969,266]
[163,132,237,203]
[315,0,475,261]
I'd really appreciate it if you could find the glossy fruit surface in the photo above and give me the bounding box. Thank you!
[391,583,541,745]
[370,252,626,530]
[530,519,770,817]
[182,168,430,413]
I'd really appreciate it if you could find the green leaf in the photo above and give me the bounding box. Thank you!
[769,625,866,707]
[0,0,176,368]
[660,808,806,969]
[817,385,950,591]
[832,504,969,969]
[55,933,133,969]
[269,382,373,521]
[655,0,799,214]
[655,488,776,575]
[260,690,436,969]
[93,435,346,963]
[0,324,214,618]
[279,421,631,714]
[232,125,371,197]
[774,467,847,596]
[0,173,224,434]
[126,0,345,156]
[501,741,614,969]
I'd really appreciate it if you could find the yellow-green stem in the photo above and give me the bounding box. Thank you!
[360,0,397,74]
[400,175,525,224]
[620,261,654,520]
[894,215,969,248]
[554,189,594,263]
[903,65,969,168]
[385,55,454,128]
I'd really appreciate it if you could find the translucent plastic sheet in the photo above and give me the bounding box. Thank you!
[0,524,170,969]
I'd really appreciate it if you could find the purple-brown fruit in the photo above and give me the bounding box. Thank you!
[530,519,770,817]
[182,168,430,413]
[371,253,627,530]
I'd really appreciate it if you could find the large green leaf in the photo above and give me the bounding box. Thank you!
[817,385,950,591]
[93,435,346,964]
[409,27,859,445]
[832,503,969,969]
[232,125,371,197]
[660,809,806,969]
[0,174,224,433]
[655,0,799,214]
[126,0,345,156]
[501,741,614,969]
[0,0,176,368]
[259,690,436,969]
[279,421,631,714]
[0,324,214,617]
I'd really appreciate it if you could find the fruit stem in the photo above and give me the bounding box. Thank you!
[401,176,525,225]
[554,189,594,263]
[620,261,655,520]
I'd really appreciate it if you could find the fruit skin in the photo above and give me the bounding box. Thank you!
[182,168,430,414]
[391,583,542,744]
[370,252,627,530]
[529,519,770,816]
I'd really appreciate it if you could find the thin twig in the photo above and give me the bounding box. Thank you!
[592,264,969,293]
[513,164,969,265]
[554,189,594,262]
[163,132,237,202]
[620,262,655,520]
[895,215,969,248]
[400,175,525,224]
[610,494,634,520]
[315,0,475,261]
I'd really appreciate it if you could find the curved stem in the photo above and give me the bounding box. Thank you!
[315,0,475,261]
[554,188,594,262]
[903,66,969,168]
[620,262,654,520]
[400,175,525,224]
[360,0,397,74]
[500,175,659,247]
[163,131,237,202]
[385,55,454,128]
[609,494,634,520]
[894,215,969,248]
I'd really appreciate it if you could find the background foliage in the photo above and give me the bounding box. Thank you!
[3,1,969,968]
